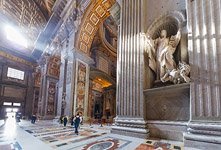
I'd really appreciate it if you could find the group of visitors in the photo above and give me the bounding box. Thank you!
[60,113,83,135]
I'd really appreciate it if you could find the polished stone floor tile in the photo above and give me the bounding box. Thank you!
[0,119,184,150]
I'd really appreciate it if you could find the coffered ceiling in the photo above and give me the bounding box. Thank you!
[75,0,116,55]
[0,0,56,57]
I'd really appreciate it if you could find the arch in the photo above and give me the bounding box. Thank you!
[98,21,117,57]
[147,11,186,38]
[146,11,187,63]
[75,0,116,55]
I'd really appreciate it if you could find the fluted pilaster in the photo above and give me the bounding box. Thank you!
[188,0,221,120]
[185,0,221,148]
[112,0,148,138]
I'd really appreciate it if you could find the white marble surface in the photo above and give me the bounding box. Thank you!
[0,119,184,150]
[0,119,143,150]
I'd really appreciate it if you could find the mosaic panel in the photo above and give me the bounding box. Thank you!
[46,82,56,115]
[135,140,184,150]
[75,61,87,115]
[69,136,131,150]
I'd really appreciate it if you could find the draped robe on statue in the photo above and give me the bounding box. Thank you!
[146,29,181,82]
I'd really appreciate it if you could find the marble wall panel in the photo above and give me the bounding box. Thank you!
[145,84,190,121]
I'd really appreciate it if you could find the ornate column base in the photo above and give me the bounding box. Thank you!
[111,117,149,138]
[184,122,221,150]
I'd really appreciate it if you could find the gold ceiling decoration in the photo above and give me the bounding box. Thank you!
[93,77,112,88]
[75,0,116,55]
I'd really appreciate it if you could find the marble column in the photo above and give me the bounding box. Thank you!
[64,58,75,117]
[57,28,93,119]
[57,54,65,117]
[111,0,149,138]
[25,71,34,117]
[57,39,75,117]
[37,55,49,118]
[61,58,68,115]
[184,0,221,149]
[37,55,59,119]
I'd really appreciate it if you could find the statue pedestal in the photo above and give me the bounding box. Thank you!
[153,80,174,88]
[144,83,190,141]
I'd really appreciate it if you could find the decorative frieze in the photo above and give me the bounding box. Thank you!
[0,51,34,67]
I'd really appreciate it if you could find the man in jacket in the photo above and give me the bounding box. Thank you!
[74,113,81,135]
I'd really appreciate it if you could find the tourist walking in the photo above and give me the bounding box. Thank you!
[74,113,81,135]
[31,114,36,124]
[63,116,68,127]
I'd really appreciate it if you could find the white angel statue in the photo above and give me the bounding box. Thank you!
[146,29,181,82]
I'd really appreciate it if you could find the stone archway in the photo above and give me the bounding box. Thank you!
[75,0,116,55]
[147,11,186,36]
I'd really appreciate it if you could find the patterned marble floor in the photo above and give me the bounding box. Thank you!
[0,119,185,150]
[135,140,184,150]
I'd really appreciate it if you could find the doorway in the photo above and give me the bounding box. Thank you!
[5,107,18,119]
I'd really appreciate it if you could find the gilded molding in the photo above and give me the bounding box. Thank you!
[0,50,34,67]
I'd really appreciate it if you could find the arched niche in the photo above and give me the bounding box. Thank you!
[145,11,188,88]
[148,11,187,62]
[147,11,186,36]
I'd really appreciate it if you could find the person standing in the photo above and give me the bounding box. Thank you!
[33,115,37,123]
[31,114,36,124]
[63,116,68,127]
[74,113,81,135]
[15,112,21,122]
